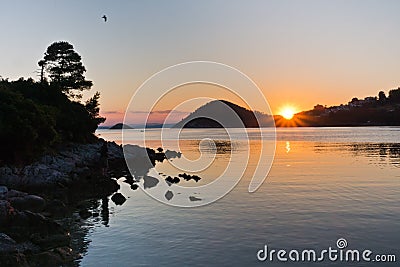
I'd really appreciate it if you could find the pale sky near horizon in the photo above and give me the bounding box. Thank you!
[1,0,400,125]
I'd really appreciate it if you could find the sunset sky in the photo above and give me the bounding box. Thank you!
[1,0,400,125]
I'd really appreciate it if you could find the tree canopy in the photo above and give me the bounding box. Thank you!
[39,41,92,99]
[388,88,400,103]
[0,41,107,164]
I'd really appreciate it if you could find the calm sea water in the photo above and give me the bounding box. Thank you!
[74,127,399,266]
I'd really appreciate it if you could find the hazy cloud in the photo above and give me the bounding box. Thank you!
[130,110,189,115]
[102,110,124,114]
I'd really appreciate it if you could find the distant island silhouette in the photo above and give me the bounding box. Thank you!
[174,100,274,128]
[109,123,133,129]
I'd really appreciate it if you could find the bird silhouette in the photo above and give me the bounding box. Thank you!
[102,15,107,22]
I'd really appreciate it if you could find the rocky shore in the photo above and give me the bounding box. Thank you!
[0,140,125,266]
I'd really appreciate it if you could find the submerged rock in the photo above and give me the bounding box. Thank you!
[111,193,126,205]
[164,150,182,159]
[189,196,202,202]
[130,184,138,190]
[165,190,174,201]
[143,176,159,189]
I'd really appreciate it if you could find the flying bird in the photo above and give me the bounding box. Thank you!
[102,15,107,22]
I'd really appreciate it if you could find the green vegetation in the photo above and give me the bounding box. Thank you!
[0,41,105,164]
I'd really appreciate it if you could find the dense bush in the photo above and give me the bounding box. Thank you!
[0,78,104,164]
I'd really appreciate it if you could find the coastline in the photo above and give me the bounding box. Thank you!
[0,137,176,266]
[0,139,125,266]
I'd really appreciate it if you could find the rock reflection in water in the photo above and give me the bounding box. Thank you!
[101,197,109,227]
[193,140,233,154]
[65,197,112,267]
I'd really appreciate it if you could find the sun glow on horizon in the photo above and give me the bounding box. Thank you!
[279,106,297,120]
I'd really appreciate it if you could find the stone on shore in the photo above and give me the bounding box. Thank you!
[0,186,8,197]
[0,233,28,267]
[0,233,17,254]
[0,188,46,213]
[0,140,125,191]
[8,194,46,213]
[0,139,127,266]
[0,200,12,226]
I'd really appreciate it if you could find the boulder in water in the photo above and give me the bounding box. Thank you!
[111,193,126,205]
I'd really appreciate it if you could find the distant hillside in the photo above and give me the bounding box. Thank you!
[109,123,133,129]
[279,87,400,127]
[174,100,273,128]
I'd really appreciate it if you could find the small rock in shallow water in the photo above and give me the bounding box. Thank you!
[165,176,180,185]
[165,176,174,184]
[165,190,173,201]
[143,176,159,189]
[164,150,182,159]
[111,193,126,205]
[189,196,202,202]
[130,184,138,190]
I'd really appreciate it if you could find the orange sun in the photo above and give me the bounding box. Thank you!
[279,106,296,120]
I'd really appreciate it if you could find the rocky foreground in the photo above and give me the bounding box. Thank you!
[0,140,125,266]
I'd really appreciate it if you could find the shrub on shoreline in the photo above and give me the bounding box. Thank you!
[0,78,104,164]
